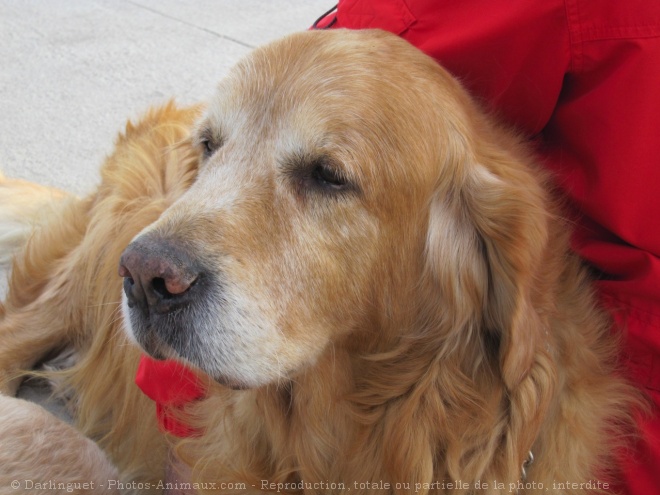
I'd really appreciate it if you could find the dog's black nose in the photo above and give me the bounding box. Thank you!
[118,239,201,315]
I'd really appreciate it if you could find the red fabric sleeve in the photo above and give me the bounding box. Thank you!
[320,0,572,132]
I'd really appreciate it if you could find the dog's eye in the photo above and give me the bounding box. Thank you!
[284,153,355,197]
[201,138,219,159]
[198,129,224,159]
[310,161,348,190]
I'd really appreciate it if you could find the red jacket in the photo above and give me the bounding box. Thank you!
[316,1,660,493]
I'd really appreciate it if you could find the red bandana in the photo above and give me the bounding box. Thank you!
[135,355,206,437]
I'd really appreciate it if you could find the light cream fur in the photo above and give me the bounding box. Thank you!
[0,395,119,495]
[0,30,642,494]
[0,173,67,268]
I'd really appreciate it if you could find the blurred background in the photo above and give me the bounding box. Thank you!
[0,1,331,195]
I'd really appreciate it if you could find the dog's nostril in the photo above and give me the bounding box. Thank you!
[152,277,172,299]
[151,275,198,299]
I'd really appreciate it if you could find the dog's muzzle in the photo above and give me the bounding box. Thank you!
[117,234,215,361]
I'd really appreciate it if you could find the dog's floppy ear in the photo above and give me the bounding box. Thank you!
[426,146,549,390]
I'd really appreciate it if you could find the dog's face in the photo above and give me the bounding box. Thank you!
[120,30,547,390]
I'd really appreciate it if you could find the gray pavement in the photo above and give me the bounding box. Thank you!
[0,0,330,195]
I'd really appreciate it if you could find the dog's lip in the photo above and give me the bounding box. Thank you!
[137,330,174,361]
[147,348,168,361]
[213,375,251,391]
[134,326,249,390]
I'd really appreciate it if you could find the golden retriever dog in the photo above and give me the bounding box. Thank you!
[0,29,640,494]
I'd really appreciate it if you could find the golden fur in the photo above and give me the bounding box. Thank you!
[0,173,67,267]
[0,30,640,494]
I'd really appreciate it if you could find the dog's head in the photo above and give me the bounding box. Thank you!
[120,30,548,390]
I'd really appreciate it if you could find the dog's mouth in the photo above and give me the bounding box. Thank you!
[136,330,172,361]
[130,315,252,393]
[128,311,252,390]
[123,289,259,390]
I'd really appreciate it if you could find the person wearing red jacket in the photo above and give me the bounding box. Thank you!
[313,1,660,493]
